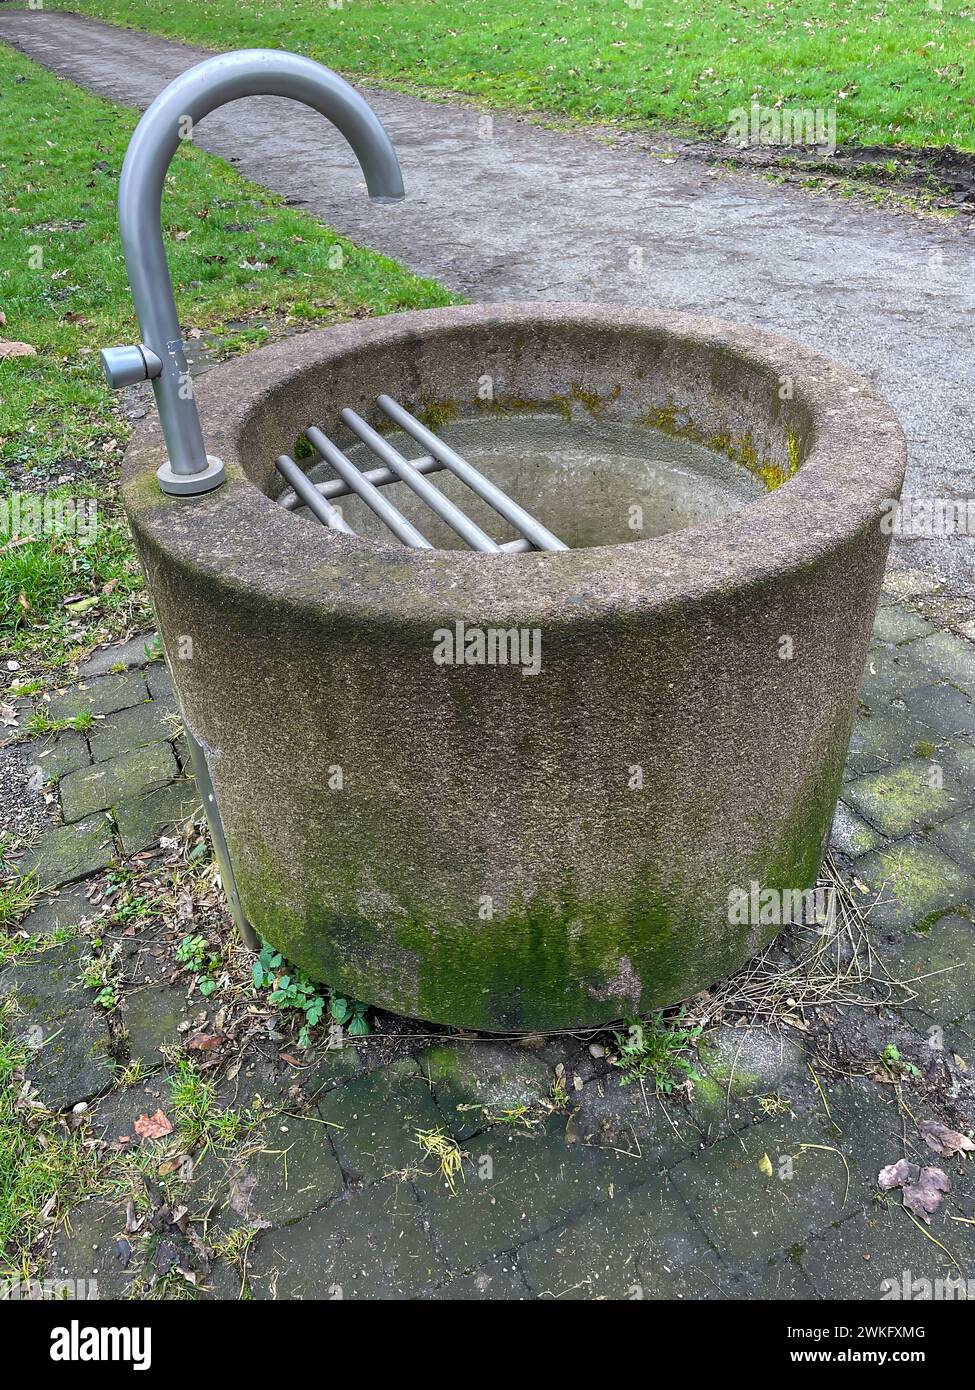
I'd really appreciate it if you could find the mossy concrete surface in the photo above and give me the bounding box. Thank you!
[121,305,906,1030]
[13,638,200,892]
[19,814,115,890]
[0,940,116,1110]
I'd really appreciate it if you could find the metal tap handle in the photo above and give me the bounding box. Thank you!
[99,49,405,496]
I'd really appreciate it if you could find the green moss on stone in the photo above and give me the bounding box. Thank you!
[644,402,801,492]
[418,397,460,432]
[227,712,849,1032]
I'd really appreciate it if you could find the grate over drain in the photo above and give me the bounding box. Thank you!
[275,394,569,553]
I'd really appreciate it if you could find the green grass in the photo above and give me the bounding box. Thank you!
[0,871,40,933]
[46,0,975,152]
[0,42,457,669]
[168,1059,243,1151]
[0,1009,96,1266]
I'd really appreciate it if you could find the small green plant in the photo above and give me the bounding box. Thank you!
[143,636,164,663]
[175,933,221,997]
[757,1092,794,1118]
[94,984,118,1010]
[252,944,329,1047]
[25,709,95,736]
[610,1010,703,1093]
[549,1073,570,1111]
[414,1126,464,1194]
[111,893,154,926]
[328,994,371,1037]
[879,1043,921,1080]
[486,1104,537,1129]
[8,677,45,697]
[81,945,119,1010]
[118,1058,147,1087]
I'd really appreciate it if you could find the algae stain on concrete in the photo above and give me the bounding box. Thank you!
[645,402,801,492]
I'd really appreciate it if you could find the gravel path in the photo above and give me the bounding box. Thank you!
[2,9,973,594]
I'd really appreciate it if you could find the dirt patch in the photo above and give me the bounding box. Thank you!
[673,140,975,212]
[807,1004,975,1133]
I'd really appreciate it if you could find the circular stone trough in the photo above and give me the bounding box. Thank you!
[122,303,906,1032]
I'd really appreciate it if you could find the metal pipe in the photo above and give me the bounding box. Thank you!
[275,456,357,534]
[377,395,568,551]
[101,50,404,495]
[340,408,501,553]
[277,454,445,509]
[305,427,433,548]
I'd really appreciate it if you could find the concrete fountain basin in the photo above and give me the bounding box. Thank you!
[122,302,906,1031]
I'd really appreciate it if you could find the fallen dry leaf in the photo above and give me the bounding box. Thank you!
[878,1158,951,1223]
[157,1154,191,1177]
[154,1239,179,1277]
[0,340,36,359]
[879,1158,916,1190]
[186,1032,224,1052]
[919,1120,975,1159]
[903,1168,951,1223]
[133,1109,173,1140]
[758,1152,774,1178]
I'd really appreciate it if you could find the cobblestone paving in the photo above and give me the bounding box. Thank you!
[2,577,974,1300]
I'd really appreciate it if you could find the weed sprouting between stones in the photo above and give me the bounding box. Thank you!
[251,943,370,1048]
[175,933,221,998]
[610,1009,704,1094]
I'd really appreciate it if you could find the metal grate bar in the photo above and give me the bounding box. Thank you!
[376,395,568,552]
[278,453,446,510]
[276,453,535,553]
[275,400,566,556]
[340,407,502,553]
[305,426,433,549]
[275,455,356,534]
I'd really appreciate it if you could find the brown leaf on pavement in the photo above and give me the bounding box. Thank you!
[133,1109,174,1140]
[903,1168,951,1223]
[919,1120,975,1159]
[878,1158,951,1223]
[878,1159,915,1191]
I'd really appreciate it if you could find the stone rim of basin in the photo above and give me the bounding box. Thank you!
[121,302,907,628]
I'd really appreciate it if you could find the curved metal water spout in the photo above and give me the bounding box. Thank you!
[100,49,405,495]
